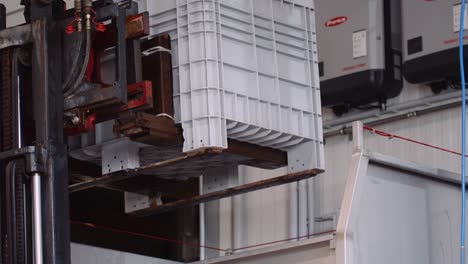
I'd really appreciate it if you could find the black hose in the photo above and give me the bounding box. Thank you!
[62,33,86,92]
[64,29,91,98]
[62,0,83,89]
[62,0,92,95]
[64,28,92,98]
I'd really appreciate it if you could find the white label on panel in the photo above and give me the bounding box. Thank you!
[454,4,468,32]
[353,30,367,59]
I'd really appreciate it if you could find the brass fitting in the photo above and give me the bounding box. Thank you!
[85,13,91,31]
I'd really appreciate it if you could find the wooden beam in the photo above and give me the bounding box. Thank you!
[69,148,223,193]
[115,112,183,146]
[129,168,323,217]
[227,139,287,168]
[125,12,150,39]
[141,34,174,116]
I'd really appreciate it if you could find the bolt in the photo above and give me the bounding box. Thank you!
[72,116,81,125]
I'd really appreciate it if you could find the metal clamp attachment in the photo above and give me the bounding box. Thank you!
[0,146,43,174]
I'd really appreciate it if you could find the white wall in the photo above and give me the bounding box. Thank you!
[230,166,291,249]
[71,243,181,264]
[317,82,463,232]
[196,237,335,264]
[216,80,464,250]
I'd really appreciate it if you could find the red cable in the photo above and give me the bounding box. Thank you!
[71,220,335,253]
[231,230,336,252]
[363,125,468,157]
[70,221,228,252]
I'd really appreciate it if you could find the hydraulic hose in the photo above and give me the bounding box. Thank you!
[62,35,85,92]
[64,27,91,98]
[63,0,92,97]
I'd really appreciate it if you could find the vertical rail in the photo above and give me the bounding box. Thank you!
[30,6,70,263]
[31,173,43,264]
[0,1,5,154]
[199,176,206,261]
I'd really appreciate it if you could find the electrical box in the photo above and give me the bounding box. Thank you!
[316,0,402,112]
[403,1,468,88]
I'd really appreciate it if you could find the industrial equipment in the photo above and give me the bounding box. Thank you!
[316,0,402,115]
[402,0,468,93]
[0,0,324,262]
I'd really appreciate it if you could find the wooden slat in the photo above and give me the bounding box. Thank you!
[227,139,287,169]
[69,148,223,193]
[129,168,324,217]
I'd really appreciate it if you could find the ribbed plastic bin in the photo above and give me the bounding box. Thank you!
[136,0,323,168]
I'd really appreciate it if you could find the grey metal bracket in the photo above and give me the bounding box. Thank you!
[101,137,140,174]
[202,167,239,194]
[124,192,162,214]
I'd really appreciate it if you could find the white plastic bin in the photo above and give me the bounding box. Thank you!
[136,0,323,169]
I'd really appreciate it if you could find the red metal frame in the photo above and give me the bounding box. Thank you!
[122,81,153,111]
[64,81,153,136]
[64,114,97,135]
